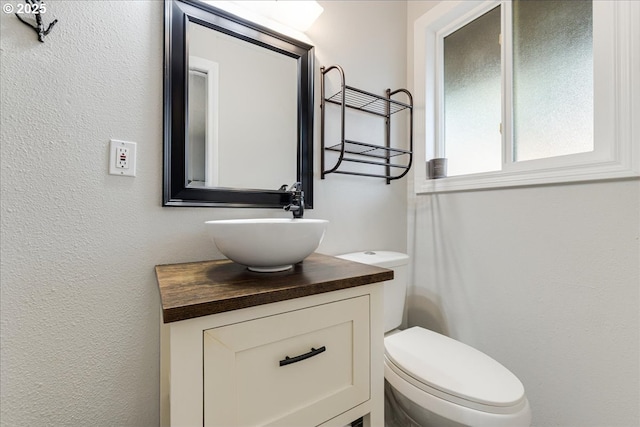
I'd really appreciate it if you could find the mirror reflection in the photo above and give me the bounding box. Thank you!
[187,21,298,189]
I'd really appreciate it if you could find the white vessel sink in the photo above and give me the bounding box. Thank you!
[205,218,329,272]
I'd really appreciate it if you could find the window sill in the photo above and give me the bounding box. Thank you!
[416,159,639,194]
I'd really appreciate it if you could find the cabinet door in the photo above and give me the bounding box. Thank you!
[203,295,370,427]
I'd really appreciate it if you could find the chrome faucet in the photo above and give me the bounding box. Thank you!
[282,182,304,218]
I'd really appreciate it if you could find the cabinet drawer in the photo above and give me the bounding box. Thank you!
[203,295,370,427]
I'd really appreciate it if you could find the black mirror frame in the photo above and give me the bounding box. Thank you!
[164,0,314,208]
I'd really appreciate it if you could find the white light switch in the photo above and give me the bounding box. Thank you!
[109,139,136,176]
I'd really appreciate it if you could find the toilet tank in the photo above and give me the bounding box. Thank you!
[336,251,409,333]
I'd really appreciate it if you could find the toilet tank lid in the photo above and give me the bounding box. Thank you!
[336,251,409,268]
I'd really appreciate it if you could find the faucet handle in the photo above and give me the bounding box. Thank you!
[288,182,302,192]
[278,184,288,191]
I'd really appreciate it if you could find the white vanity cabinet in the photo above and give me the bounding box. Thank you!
[157,253,391,427]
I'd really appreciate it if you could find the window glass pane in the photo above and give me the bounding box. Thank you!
[444,6,502,176]
[513,0,593,162]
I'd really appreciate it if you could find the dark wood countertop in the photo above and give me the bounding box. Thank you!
[155,253,393,323]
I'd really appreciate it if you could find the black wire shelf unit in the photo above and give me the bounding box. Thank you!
[321,65,414,184]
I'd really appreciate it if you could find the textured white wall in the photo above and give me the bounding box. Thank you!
[408,182,640,426]
[0,1,407,426]
[307,0,408,255]
[406,3,640,426]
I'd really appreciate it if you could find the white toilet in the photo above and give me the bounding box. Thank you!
[337,251,532,427]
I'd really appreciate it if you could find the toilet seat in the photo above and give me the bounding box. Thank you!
[384,327,527,414]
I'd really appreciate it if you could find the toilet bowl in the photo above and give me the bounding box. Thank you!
[336,251,531,427]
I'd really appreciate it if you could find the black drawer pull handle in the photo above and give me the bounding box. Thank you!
[279,346,326,367]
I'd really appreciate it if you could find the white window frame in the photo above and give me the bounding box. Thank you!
[413,0,640,194]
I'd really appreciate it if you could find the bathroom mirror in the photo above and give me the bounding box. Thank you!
[164,0,314,207]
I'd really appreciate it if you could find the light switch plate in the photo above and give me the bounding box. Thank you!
[109,139,137,176]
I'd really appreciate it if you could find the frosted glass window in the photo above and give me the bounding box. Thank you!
[512,0,593,161]
[417,0,635,193]
[444,6,502,176]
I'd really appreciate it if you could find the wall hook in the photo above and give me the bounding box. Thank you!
[14,0,58,43]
